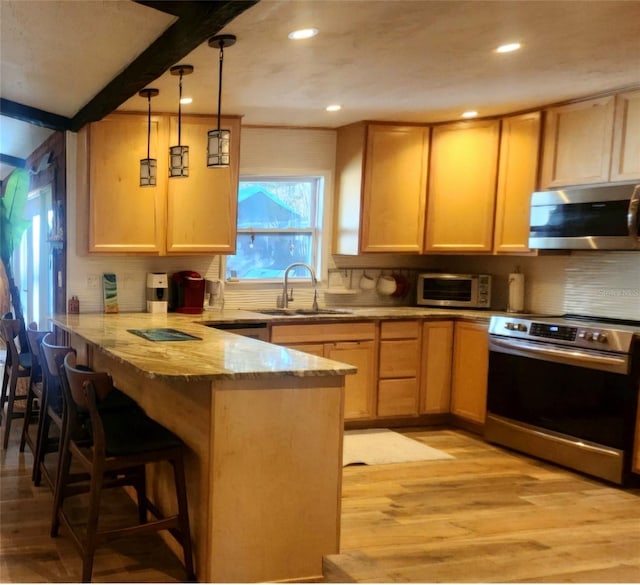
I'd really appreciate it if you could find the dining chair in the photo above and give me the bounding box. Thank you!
[52,352,195,582]
[0,318,32,449]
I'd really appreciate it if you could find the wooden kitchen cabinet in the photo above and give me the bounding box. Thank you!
[493,112,541,253]
[377,320,420,417]
[166,115,240,254]
[419,320,454,414]
[451,320,489,425]
[88,113,168,253]
[333,123,429,255]
[85,112,240,255]
[271,322,377,420]
[540,96,616,188]
[611,90,640,182]
[425,119,500,252]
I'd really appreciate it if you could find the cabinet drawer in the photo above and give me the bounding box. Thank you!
[377,378,419,417]
[379,339,419,378]
[380,320,420,339]
[270,321,375,344]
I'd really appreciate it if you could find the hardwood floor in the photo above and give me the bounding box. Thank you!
[2,400,639,582]
[0,402,188,583]
[326,427,640,583]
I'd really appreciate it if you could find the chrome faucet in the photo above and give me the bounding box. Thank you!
[278,263,318,309]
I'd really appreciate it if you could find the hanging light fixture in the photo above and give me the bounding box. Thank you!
[169,64,194,178]
[139,88,159,186]
[207,34,236,168]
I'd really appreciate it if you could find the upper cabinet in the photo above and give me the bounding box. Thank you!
[333,123,429,255]
[611,90,640,182]
[425,119,500,253]
[541,93,640,188]
[493,112,541,254]
[88,114,168,254]
[81,112,240,255]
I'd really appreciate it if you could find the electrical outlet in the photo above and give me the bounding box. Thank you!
[86,275,99,289]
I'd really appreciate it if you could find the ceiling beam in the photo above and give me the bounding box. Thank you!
[69,0,259,132]
[0,152,26,169]
[0,98,71,131]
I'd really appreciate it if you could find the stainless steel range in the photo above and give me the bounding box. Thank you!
[485,314,640,485]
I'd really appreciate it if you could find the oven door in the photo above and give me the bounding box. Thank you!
[485,335,638,484]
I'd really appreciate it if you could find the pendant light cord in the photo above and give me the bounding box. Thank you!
[178,71,183,146]
[146,95,151,160]
[217,43,224,132]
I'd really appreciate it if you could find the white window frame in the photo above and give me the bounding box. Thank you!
[223,170,333,286]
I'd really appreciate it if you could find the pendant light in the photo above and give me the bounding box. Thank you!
[207,34,236,168]
[139,88,159,186]
[169,64,194,178]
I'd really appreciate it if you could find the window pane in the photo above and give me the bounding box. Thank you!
[238,181,313,228]
[227,233,313,279]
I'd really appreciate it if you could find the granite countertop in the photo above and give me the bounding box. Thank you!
[52,307,535,383]
[53,312,357,382]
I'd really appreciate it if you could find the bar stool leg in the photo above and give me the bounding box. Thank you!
[50,427,72,537]
[3,376,19,449]
[81,464,105,582]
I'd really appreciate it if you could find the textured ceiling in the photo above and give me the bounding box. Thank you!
[2,0,640,180]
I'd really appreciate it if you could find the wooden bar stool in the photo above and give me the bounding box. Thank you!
[20,325,48,455]
[34,332,74,488]
[52,353,195,582]
[0,318,32,449]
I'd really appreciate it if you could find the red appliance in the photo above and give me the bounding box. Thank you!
[171,271,205,314]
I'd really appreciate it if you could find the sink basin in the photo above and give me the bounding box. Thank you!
[252,308,353,316]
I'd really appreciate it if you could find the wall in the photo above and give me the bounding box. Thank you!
[66,128,639,320]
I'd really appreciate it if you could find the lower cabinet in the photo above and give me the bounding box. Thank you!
[419,320,454,414]
[377,320,420,417]
[451,320,489,424]
[270,322,377,421]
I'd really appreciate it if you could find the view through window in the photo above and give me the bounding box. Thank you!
[226,176,323,280]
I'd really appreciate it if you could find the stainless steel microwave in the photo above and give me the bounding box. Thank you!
[529,184,640,250]
[416,273,492,308]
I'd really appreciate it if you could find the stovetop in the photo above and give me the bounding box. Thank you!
[489,313,640,354]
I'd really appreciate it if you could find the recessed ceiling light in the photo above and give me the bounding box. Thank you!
[462,111,478,118]
[288,28,318,40]
[326,104,341,112]
[180,97,192,105]
[495,42,521,53]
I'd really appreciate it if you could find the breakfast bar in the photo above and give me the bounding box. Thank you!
[52,312,356,583]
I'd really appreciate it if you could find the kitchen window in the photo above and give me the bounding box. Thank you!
[225,176,325,281]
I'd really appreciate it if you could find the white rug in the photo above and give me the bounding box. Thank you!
[342,429,454,466]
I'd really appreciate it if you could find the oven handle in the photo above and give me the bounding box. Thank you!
[489,336,630,374]
[628,184,640,241]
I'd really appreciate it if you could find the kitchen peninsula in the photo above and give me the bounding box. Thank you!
[52,312,356,583]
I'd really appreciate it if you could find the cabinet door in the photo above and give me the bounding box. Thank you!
[541,96,616,188]
[360,125,429,253]
[419,320,453,414]
[493,112,541,253]
[425,120,500,252]
[166,115,240,254]
[326,341,376,420]
[611,90,640,182]
[451,321,489,424]
[377,379,418,417]
[88,114,167,253]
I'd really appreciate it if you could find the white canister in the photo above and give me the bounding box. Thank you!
[507,272,525,313]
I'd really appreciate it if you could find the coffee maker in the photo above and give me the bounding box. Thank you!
[146,272,168,313]
[171,271,205,314]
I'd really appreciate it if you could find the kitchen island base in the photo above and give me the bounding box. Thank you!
[90,349,345,582]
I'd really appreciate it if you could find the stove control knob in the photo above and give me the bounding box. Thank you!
[505,322,515,330]
[598,332,608,344]
[516,324,528,332]
[583,332,595,342]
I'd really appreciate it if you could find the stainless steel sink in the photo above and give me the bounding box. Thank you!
[252,308,353,316]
